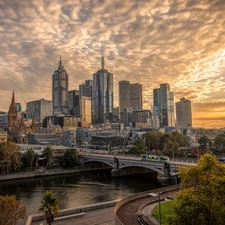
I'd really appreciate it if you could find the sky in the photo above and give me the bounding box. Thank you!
[0,0,225,128]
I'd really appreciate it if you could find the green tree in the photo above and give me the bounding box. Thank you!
[22,149,35,169]
[168,154,225,225]
[61,149,78,167]
[132,138,146,154]
[43,146,53,166]
[0,195,26,225]
[0,142,22,173]
[39,191,60,225]
[214,133,225,153]
[198,135,212,147]
[143,131,163,151]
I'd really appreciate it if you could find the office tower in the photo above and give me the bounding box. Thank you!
[92,52,113,124]
[80,96,92,124]
[79,80,93,98]
[130,83,142,110]
[124,107,133,127]
[119,80,130,121]
[153,83,175,127]
[176,97,192,128]
[52,57,69,115]
[8,91,18,128]
[27,98,52,123]
[68,90,79,111]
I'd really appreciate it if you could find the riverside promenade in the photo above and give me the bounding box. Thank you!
[26,185,179,225]
[0,167,109,181]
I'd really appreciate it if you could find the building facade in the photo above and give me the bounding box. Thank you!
[52,57,69,115]
[119,80,130,119]
[79,80,93,98]
[153,83,175,127]
[176,97,192,128]
[130,83,142,110]
[27,98,52,123]
[0,128,7,143]
[80,96,92,124]
[92,55,113,124]
[68,90,79,116]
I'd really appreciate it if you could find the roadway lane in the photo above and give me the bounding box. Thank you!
[116,189,178,225]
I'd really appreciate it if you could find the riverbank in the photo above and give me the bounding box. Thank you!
[0,167,110,182]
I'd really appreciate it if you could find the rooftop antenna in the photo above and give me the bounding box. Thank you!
[101,46,104,70]
[59,56,62,68]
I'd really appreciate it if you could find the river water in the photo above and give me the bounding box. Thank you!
[0,169,160,224]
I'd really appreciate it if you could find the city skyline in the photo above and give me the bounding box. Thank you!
[0,0,225,128]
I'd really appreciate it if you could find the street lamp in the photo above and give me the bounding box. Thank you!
[149,192,162,225]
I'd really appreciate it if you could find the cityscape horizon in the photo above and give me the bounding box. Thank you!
[1,0,225,128]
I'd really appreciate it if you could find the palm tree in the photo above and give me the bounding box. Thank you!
[39,191,60,225]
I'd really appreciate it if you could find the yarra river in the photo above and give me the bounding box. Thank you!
[0,169,160,224]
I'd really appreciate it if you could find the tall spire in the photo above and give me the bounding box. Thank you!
[11,90,15,106]
[101,47,104,70]
[59,56,62,68]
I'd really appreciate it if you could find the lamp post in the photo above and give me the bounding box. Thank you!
[149,192,162,225]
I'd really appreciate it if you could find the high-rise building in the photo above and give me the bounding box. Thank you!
[27,98,52,123]
[79,80,93,98]
[68,90,79,115]
[118,81,143,122]
[119,80,130,113]
[52,57,69,115]
[153,83,175,127]
[176,97,192,128]
[92,53,113,124]
[130,83,142,110]
[8,91,18,128]
[80,96,92,124]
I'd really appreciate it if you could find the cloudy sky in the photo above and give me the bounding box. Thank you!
[0,0,225,128]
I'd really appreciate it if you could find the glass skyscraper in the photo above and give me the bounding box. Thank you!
[153,83,175,127]
[92,55,113,124]
[52,57,69,115]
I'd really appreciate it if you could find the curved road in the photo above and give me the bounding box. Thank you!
[116,189,178,225]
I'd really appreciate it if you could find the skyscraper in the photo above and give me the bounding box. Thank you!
[176,97,192,128]
[119,80,130,120]
[153,83,175,127]
[79,80,93,98]
[130,83,142,110]
[52,57,69,115]
[92,52,113,124]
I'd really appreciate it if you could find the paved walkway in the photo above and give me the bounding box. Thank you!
[32,207,115,225]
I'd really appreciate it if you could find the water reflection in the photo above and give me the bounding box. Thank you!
[0,169,159,225]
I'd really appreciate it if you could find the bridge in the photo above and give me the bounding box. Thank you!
[80,154,196,186]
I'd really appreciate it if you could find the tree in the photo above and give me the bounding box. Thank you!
[0,195,26,225]
[214,133,225,153]
[43,146,53,166]
[22,149,35,169]
[0,142,22,173]
[39,191,60,225]
[168,154,225,225]
[61,149,78,167]
[198,135,212,147]
[132,138,146,154]
[143,131,163,151]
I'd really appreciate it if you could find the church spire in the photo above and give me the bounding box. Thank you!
[11,90,15,106]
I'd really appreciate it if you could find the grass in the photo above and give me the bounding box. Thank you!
[153,200,175,225]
